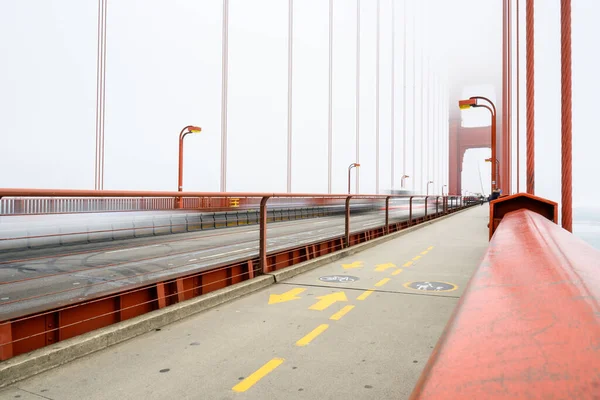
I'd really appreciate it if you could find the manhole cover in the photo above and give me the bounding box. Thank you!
[319,275,359,283]
[403,281,457,292]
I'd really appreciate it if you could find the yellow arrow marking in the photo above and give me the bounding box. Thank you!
[357,290,374,300]
[403,261,413,267]
[420,251,428,255]
[412,255,421,261]
[375,263,396,272]
[392,268,403,276]
[427,246,434,250]
[268,288,306,305]
[342,261,363,269]
[296,324,329,346]
[232,358,285,392]
[375,278,391,287]
[309,292,347,311]
[330,305,355,321]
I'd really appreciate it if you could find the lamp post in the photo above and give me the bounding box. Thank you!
[348,163,360,194]
[441,184,447,196]
[176,125,202,208]
[485,157,501,195]
[459,96,497,195]
[426,180,433,196]
[401,174,410,189]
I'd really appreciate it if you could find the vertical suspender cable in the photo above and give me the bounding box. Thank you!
[560,0,572,232]
[526,0,535,194]
[220,0,229,192]
[328,0,333,193]
[287,0,293,193]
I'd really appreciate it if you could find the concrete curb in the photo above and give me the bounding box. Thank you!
[0,275,274,388]
[268,206,475,283]
[0,206,475,388]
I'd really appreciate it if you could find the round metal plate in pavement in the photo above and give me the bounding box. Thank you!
[319,275,360,283]
[403,281,458,292]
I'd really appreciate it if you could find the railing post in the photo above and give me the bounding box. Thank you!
[409,196,413,226]
[345,196,352,248]
[260,196,270,274]
[424,196,429,220]
[385,196,391,234]
[436,196,439,216]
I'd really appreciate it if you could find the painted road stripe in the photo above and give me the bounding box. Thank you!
[232,358,285,392]
[428,246,434,250]
[420,251,428,255]
[403,261,413,267]
[412,255,421,261]
[392,268,403,276]
[296,324,329,347]
[329,305,355,321]
[357,290,374,300]
[374,278,391,287]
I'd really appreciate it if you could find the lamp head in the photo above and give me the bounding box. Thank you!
[458,98,477,110]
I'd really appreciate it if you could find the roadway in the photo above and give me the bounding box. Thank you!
[0,205,489,399]
[0,205,443,320]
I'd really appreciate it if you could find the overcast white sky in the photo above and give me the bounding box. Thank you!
[0,0,598,207]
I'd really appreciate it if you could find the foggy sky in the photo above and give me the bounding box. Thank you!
[1,0,598,208]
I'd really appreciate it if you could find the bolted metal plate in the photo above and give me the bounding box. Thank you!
[403,281,457,292]
[318,275,360,283]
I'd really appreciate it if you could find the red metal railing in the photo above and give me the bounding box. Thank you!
[0,189,471,361]
[410,196,600,399]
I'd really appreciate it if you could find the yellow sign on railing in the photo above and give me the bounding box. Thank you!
[229,198,240,208]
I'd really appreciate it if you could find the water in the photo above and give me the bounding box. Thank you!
[573,207,600,250]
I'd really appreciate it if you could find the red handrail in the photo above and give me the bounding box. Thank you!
[410,208,600,399]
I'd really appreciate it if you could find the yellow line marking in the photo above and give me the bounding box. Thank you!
[403,261,413,267]
[375,262,396,272]
[374,278,391,287]
[420,251,428,255]
[232,358,285,392]
[357,290,374,300]
[329,305,355,321]
[412,255,421,261]
[296,324,329,347]
[308,292,347,311]
[342,261,363,269]
[427,246,434,250]
[392,268,403,276]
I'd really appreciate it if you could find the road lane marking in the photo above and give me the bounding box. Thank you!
[309,292,347,311]
[357,290,374,300]
[374,278,391,287]
[329,305,355,321]
[420,251,428,255]
[268,288,306,304]
[392,268,403,276]
[412,255,421,261]
[428,246,434,250]
[375,263,395,272]
[232,358,285,392]
[296,324,329,346]
[342,261,363,269]
[403,261,413,267]
[106,244,163,254]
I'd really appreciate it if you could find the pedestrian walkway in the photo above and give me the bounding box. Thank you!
[0,206,490,400]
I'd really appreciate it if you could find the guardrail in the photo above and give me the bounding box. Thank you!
[0,189,472,362]
[410,193,600,399]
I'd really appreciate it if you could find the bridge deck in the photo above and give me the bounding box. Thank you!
[1,206,489,400]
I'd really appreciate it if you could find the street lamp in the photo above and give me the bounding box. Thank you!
[348,163,360,194]
[441,184,447,196]
[459,96,497,195]
[426,180,433,196]
[485,157,501,196]
[401,174,410,189]
[177,125,202,208]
